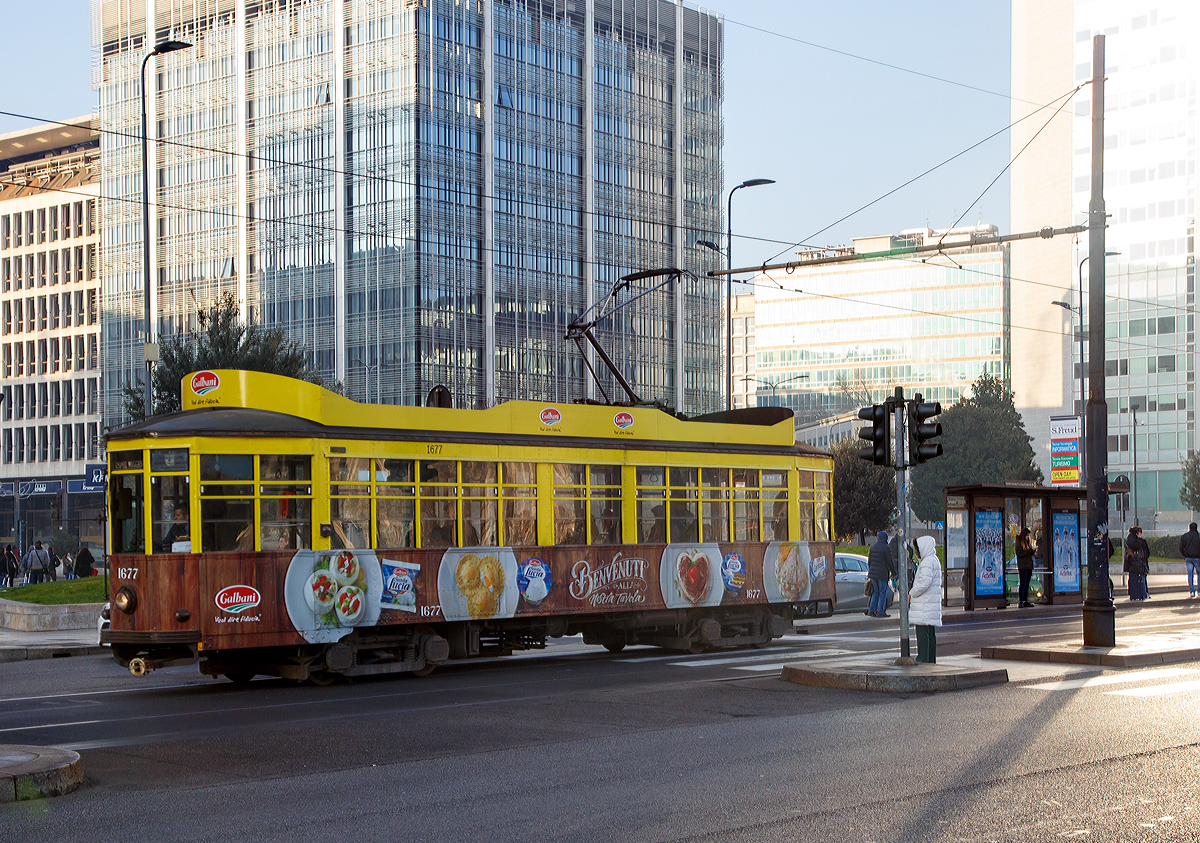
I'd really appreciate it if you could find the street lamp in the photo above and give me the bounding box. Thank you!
[349,359,383,404]
[141,38,192,419]
[723,179,774,412]
[745,372,809,407]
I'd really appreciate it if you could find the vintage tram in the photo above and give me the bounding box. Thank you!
[102,370,834,683]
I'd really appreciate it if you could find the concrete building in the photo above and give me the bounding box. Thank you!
[750,224,1010,424]
[730,291,755,408]
[1011,0,1198,531]
[0,117,106,554]
[91,0,725,428]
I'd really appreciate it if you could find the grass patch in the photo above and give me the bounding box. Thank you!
[0,577,107,605]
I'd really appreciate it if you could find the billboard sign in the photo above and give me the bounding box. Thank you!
[1049,415,1082,487]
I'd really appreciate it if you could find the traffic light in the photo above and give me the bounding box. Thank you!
[51,488,64,521]
[858,402,892,466]
[908,394,943,464]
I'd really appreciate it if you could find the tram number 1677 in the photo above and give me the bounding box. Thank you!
[117,567,139,580]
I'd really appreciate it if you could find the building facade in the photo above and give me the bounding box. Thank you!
[0,118,106,554]
[750,225,1010,424]
[1012,0,1198,530]
[92,0,724,428]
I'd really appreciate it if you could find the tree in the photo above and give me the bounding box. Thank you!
[1180,451,1200,512]
[909,373,1044,522]
[831,437,897,542]
[122,292,331,420]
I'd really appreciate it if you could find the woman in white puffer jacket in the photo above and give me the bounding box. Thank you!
[910,535,943,663]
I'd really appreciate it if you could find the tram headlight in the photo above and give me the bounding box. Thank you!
[114,586,138,615]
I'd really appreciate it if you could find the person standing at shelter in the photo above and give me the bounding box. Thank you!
[1180,523,1200,599]
[3,545,17,587]
[1015,527,1037,608]
[23,541,50,586]
[910,535,943,663]
[1125,525,1150,601]
[866,531,895,618]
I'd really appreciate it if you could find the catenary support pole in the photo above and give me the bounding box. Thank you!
[894,387,910,660]
[1083,34,1115,647]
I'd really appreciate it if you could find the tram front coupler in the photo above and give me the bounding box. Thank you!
[128,657,148,677]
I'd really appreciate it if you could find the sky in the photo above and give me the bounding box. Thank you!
[0,1,1015,268]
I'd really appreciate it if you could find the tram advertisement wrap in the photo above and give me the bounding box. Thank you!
[272,542,832,641]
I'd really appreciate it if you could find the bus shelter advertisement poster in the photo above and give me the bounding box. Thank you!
[1052,512,1081,592]
[974,509,1004,596]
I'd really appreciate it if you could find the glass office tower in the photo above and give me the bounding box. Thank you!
[92,0,723,426]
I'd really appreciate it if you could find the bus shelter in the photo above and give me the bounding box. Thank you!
[945,484,1086,610]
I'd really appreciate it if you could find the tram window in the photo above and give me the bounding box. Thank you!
[589,465,621,545]
[261,498,312,549]
[329,457,371,495]
[765,490,789,541]
[701,468,730,543]
[149,447,188,473]
[461,461,497,546]
[110,473,144,553]
[152,475,191,552]
[732,468,759,542]
[553,463,586,545]
[814,472,830,491]
[501,462,536,547]
[330,497,370,549]
[796,470,814,490]
[377,495,415,548]
[260,455,312,549]
[377,458,414,483]
[636,466,666,543]
[796,500,815,542]
[815,500,830,541]
[201,498,255,551]
[110,450,143,471]
[667,467,699,543]
[419,460,458,547]
[200,454,252,481]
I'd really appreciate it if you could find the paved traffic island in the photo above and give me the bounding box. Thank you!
[0,745,82,801]
[982,631,1200,667]
[780,658,1009,693]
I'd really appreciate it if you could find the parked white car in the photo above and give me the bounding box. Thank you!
[98,602,110,646]
[834,553,895,614]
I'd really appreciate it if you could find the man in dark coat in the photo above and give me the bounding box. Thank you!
[74,547,96,579]
[1125,525,1150,601]
[1180,523,1200,599]
[866,531,896,618]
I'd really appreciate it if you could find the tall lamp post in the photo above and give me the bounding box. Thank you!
[141,39,192,419]
[745,372,809,407]
[1131,403,1143,527]
[723,179,774,411]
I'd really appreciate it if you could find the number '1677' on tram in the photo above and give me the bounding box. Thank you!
[103,370,834,683]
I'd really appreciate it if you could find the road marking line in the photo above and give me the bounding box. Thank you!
[1106,679,1200,697]
[668,648,852,668]
[1024,667,1196,691]
[731,662,795,673]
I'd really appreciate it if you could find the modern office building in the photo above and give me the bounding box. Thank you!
[1011,0,1198,529]
[750,224,1010,424]
[91,0,724,428]
[0,117,107,553]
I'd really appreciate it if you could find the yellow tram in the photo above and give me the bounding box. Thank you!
[104,370,834,682]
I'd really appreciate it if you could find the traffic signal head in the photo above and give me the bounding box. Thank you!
[857,403,892,466]
[908,396,943,464]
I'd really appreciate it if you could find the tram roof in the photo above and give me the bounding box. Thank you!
[108,370,827,457]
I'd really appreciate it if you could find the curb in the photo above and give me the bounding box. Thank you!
[981,644,1200,668]
[0,745,83,801]
[0,645,107,663]
[780,663,1009,693]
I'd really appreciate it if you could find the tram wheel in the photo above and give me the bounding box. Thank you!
[411,663,436,678]
[225,671,255,686]
[306,670,338,686]
[602,640,626,653]
[687,642,707,655]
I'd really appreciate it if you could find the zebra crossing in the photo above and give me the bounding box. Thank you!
[1024,666,1200,698]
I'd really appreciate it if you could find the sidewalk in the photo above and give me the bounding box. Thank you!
[0,626,105,662]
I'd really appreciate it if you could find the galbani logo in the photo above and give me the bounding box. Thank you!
[613,412,634,430]
[191,370,220,396]
[540,407,561,426]
[215,585,261,614]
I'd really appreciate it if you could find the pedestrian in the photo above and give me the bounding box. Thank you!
[47,547,60,582]
[22,541,51,586]
[63,551,75,580]
[3,545,17,588]
[74,546,95,579]
[910,535,943,663]
[1015,527,1037,608]
[866,531,896,618]
[1124,525,1150,601]
[1179,522,1200,599]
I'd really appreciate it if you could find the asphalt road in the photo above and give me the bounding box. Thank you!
[3,605,1200,841]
